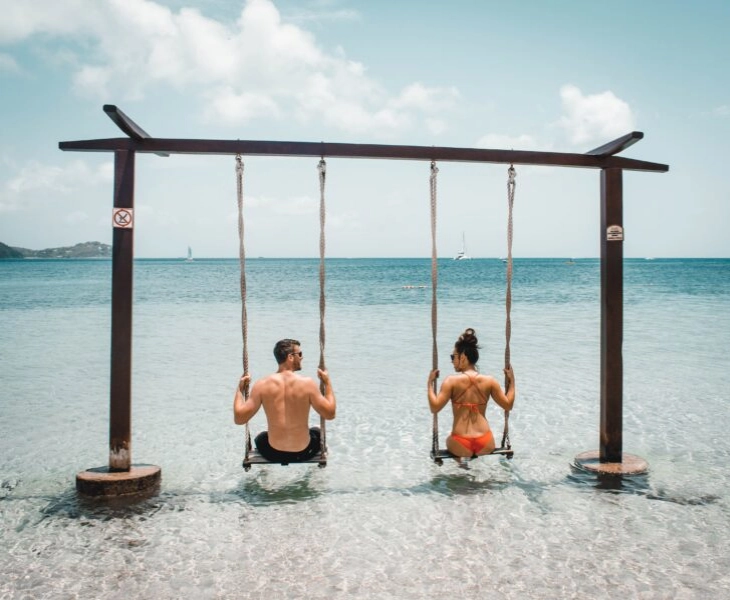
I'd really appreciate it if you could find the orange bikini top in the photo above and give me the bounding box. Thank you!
[452,374,488,413]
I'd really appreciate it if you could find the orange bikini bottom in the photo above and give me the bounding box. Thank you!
[450,430,494,455]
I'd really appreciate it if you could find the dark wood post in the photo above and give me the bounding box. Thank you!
[600,168,623,462]
[109,149,135,471]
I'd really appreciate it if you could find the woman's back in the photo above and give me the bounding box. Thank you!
[449,372,492,435]
[427,327,515,458]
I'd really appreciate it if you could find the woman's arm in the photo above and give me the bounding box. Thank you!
[427,370,453,414]
[489,367,516,412]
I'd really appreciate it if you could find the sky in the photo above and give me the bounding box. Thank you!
[0,0,728,258]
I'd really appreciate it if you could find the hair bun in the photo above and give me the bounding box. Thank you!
[461,328,478,345]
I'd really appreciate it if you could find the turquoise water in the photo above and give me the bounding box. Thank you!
[1,258,729,598]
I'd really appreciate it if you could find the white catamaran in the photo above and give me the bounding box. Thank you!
[453,233,471,261]
[185,246,194,262]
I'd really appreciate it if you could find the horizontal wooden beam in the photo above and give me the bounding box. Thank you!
[59,137,669,172]
[586,132,644,157]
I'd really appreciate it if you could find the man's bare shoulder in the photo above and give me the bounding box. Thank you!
[259,372,318,388]
[252,373,284,390]
[292,373,319,389]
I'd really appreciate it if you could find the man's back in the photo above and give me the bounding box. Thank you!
[233,338,336,457]
[254,371,318,451]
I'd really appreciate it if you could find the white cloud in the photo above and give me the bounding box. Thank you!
[284,1,361,25]
[390,83,460,112]
[241,195,271,209]
[0,0,102,43]
[73,65,113,98]
[0,0,459,137]
[425,118,447,135]
[713,105,730,118]
[557,84,635,146]
[0,159,113,211]
[274,195,317,216]
[475,133,538,150]
[327,209,358,231]
[474,86,632,153]
[225,195,271,225]
[227,193,316,216]
[203,88,282,123]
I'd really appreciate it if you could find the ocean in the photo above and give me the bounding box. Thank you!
[1,257,729,599]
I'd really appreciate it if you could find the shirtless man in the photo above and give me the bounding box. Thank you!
[233,338,336,462]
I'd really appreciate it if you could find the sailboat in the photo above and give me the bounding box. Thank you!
[453,233,471,261]
[185,246,194,262]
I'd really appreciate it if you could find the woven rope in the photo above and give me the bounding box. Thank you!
[502,164,517,449]
[317,159,327,454]
[429,161,440,456]
[235,154,252,454]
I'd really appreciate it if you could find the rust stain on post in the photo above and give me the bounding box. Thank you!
[109,444,131,471]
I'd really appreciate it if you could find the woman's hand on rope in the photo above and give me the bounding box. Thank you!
[502,366,516,412]
[428,369,449,414]
[239,374,251,394]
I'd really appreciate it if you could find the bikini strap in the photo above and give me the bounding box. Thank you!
[452,374,487,408]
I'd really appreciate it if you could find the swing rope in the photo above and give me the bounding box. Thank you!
[317,158,328,458]
[238,155,328,468]
[429,161,439,457]
[429,163,516,462]
[501,164,517,450]
[235,154,252,460]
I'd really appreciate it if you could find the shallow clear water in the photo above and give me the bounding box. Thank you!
[1,258,729,598]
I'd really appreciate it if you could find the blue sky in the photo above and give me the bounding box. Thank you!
[1,0,728,258]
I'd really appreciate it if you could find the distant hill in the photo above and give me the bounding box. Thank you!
[0,242,23,259]
[0,241,112,259]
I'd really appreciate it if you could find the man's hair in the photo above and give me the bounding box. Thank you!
[273,338,301,364]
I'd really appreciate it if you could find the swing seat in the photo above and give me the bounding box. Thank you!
[431,447,514,465]
[242,449,328,471]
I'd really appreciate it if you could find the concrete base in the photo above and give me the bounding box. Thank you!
[574,451,648,476]
[76,464,161,497]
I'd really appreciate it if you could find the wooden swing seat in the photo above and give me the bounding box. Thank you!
[242,449,327,471]
[431,447,513,465]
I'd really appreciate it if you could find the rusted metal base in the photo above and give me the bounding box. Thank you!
[574,451,648,475]
[76,464,161,497]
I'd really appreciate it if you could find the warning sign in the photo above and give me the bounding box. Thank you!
[606,224,623,241]
[113,208,134,229]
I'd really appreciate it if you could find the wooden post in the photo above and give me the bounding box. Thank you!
[109,149,135,471]
[600,168,623,462]
[575,168,647,475]
[76,146,161,494]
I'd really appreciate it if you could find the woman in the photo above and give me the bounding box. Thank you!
[427,328,515,457]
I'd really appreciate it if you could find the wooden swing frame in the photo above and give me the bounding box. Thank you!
[59,105,668,478]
